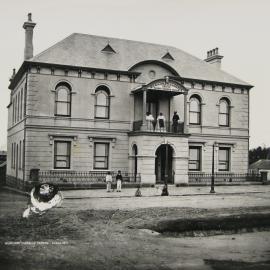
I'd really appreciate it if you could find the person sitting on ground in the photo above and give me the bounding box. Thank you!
[105,171,113,192]
[116,170,123,192]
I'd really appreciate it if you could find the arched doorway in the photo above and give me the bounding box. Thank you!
[155,144,174,184]
[132,144,138,181]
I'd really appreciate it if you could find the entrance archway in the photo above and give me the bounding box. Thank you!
[155,144,174,184]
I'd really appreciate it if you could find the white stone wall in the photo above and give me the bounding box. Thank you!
[24,128,129,180]
[129,134,189,184]
[7,75,26,182]
[7,62,250,185]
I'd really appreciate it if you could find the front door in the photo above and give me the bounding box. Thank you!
[155,144,173,184]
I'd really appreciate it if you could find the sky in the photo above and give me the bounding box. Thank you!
[0,0,269,150]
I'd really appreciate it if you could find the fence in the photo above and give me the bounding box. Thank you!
[188,172,262,183]
[38,170,141,184]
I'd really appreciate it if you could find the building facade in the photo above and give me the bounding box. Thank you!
[6,14,252,188]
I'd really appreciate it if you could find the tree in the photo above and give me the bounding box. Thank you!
[249,146,270,164]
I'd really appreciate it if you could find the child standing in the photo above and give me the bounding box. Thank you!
[116,170,123,192]
[106,171,112,192]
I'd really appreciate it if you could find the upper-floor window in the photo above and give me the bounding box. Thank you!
[20,89,23,120]
[55,83,71,116]
[95,86,110,119]
[189,95,201,125]
[219,98,230,127]
[14,95,17,124]
[17,92,20,122]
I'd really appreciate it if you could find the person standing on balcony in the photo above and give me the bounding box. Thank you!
[146,112,154,131]
[172,111,180,132]
[106,171,113,192]
[116,170,123,192]
[157,112,166,132]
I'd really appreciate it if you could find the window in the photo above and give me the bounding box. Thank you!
[95,86,110,119]
[20,89,23,120]
[94,142,109,169]
[189,146,201,171]
[219,98,230,126]
[12,98,15,124]
[14,96,17,124]
[54,141,71,169]
[18,92,20,122]
[22,139,25,169]
[11,143,13,168]
[19,141,21,169]
[189,96,201,125]
[17,95,19,122]
[55,83,71,116]
[218,147,230,171]
[13,143,15,169]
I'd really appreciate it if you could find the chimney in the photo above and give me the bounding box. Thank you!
[204,48,223,69]
[23,13,36,60]
[9,68,16,82]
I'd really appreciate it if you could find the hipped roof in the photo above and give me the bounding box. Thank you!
[28,33,251,87]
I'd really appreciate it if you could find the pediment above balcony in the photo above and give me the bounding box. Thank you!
[132,77,188,96]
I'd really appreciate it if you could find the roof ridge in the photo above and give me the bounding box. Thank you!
[72,32,175,49]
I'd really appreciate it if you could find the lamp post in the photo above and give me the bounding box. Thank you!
[210,142,217,193]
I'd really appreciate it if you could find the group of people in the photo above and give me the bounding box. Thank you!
[146,111,180,132]
[105,171,123,192]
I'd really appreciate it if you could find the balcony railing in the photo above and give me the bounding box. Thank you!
[38,170,141,184]
[133,120,184,133]
[188,172,262,183]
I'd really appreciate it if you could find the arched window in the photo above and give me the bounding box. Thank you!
[55,83,71,116]
[18,92,20,122]
[95,86,110,119]
[20,89,23,120]
[219,98,230,126]
[14,95,17,124]
[189,95,201,125]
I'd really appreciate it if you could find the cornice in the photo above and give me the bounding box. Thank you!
[170,75,253,90]
[8,61,141,90]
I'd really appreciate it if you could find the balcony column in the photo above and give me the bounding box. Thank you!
[183,92,189,133]
[141,89,147,130]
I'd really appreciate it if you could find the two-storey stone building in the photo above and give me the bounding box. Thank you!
[6,14,252,188]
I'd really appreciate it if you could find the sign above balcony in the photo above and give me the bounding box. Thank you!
[132,77,188,96]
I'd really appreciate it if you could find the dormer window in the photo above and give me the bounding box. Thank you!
[101,44,116,53]
[162,52,174,60]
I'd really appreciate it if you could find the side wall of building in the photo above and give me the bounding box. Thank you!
[6,75,27,187]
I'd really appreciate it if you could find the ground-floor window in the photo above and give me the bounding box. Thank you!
[188,146,201,171]
[94,142,109,169]
[218,147,230,171]
[54,141,71,169]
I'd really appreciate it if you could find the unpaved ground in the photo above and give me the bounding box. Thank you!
[0,190,270,270]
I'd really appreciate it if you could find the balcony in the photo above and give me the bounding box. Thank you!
[133,120,185,134]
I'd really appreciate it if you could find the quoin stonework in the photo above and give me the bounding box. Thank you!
[6,14,252,189]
